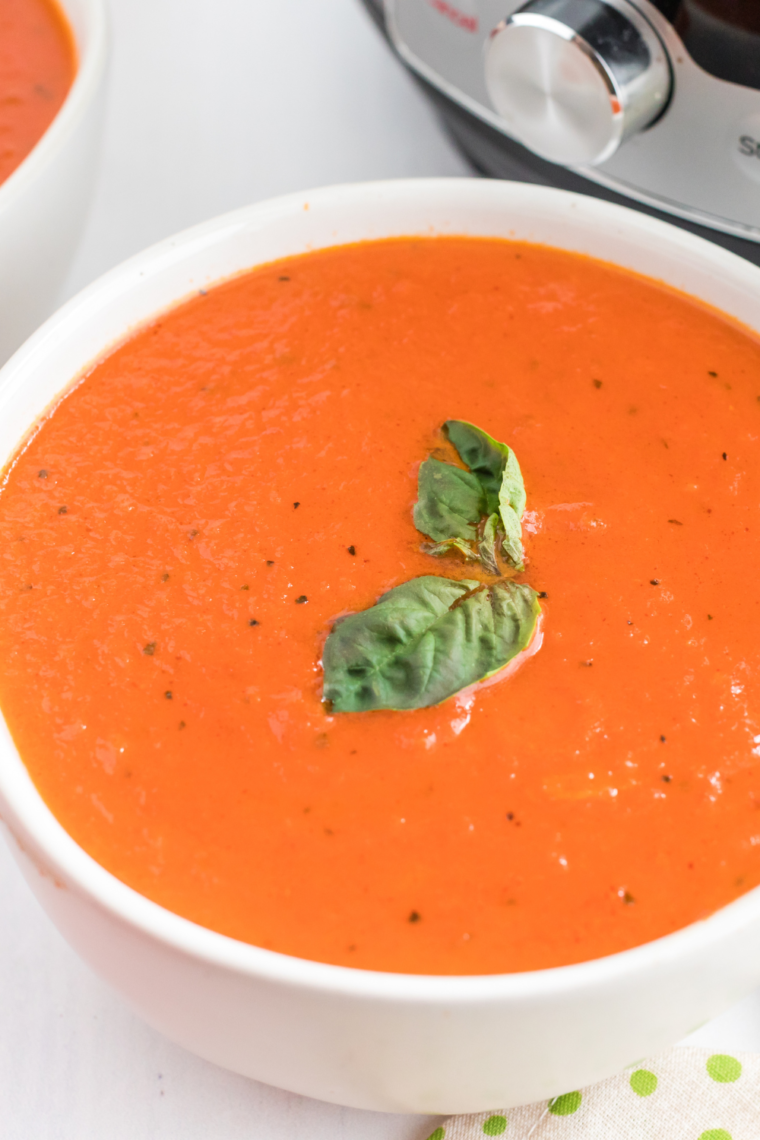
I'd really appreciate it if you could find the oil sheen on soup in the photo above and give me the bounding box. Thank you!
[1,237,760,976]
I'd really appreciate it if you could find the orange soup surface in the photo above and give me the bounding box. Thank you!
[2,237,760,975]
[0,0,75,186]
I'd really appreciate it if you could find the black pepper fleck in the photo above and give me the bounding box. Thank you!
[249,618,259,626]
[293,502,300,509]
[143,642,157,656]
[592,379,602,389]
[708,614,714,620]
[622,891,635,905]
[279,275,290,282]
[161,573,170,582]
[722,452,728,461]
[506,812,514,821]
[660,735,667,742]
[708,370,718,377]
[58,506,67,515]
[295,595,308,604]
[662,774,672,782]
[650,579,660,585]
[266,560,274,566]
[347,545,356,556]
[38,470,47,479]
[538,591,548,599]
[408,911,421,923]
[164,691,173,700]
[668,519,682,525]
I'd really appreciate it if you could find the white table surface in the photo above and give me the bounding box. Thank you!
[2,1,760,1135]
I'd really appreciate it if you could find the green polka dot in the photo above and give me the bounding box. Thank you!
[629,1069,658,1097]
[698,1131,732,1140]
[706,1055,742,1083]
[426,1130,445,1140]
[548,1092,582,1116]
[482,1116,507,1136]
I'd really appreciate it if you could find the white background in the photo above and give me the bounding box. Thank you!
[2,0,760,1136]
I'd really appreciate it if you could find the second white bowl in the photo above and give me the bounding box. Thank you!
[0,0,108,365]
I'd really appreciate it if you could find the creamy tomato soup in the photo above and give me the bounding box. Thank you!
[0,0,75,186]
[1,237,760,975]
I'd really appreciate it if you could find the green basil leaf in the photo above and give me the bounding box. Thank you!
[478,512,500,576]
[499,444,527,519]
[413,457,485,544]
[500,500,524,571]
[421,537,480,561]
[498,447,527,569]
[322,576,540,713]
[444,419,512,515]
[437,420,527,571]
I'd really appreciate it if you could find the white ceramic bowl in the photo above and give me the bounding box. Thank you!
[0,0,108,365]
[2,179,760,1115]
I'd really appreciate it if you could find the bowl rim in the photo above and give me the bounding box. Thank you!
[0,0,108,216]
[3,175,760,1005]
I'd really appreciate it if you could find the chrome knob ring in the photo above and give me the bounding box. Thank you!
[484,0,672,167]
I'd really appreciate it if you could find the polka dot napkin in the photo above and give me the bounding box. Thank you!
[427,1048,758,1140]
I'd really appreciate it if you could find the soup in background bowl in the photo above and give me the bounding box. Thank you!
[0,0,107,365]
[1,179,760,1114]
[0,0,76,187]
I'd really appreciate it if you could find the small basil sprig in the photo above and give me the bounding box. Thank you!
[414,420,526,572]
[412,458,483,560]
[321,419,540,714]
[323,577,540,713]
